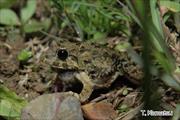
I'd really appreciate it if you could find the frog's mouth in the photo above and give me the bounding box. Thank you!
[51,65,78,73]
[51,65,78,81]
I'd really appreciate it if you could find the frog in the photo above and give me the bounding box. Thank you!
[48,40,143,102]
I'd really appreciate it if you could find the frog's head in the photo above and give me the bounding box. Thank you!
[51,48,80,72]
[49,48,84,84]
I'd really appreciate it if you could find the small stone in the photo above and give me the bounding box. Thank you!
[82,101,118,120]
[21,92,84,120]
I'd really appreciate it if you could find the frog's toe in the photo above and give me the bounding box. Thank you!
[67,91,80,99]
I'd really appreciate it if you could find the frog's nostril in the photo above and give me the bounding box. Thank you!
[57,48,68,60]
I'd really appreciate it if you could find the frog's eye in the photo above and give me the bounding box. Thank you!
[57,48,68,60]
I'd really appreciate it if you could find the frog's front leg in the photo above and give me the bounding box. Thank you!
[75,72,94,102]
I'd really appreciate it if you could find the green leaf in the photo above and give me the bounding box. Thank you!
[0,100,19,118]
[118,104,129,113]
[131,0,146,18]
[160,1,180,12]
[20,0,36,24]
[172,104,180,120]
[0,9,20,26]
[115,42,130,52]
[126,0,142,27]
[93,32,106,40]
[91,32,107,44]
[73,18,84,40]
[0,85,27,119]
[174,12,180,33]
[163,13,171,23]
[161,74,180,91]
[110,11,130,21]
[0,0,17,8]
[154,51,173,74]
[23,19,51,33]
[150,0,164,38]
[17,49,32,62]
[122,88,128,96]
[175,67,180,73]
